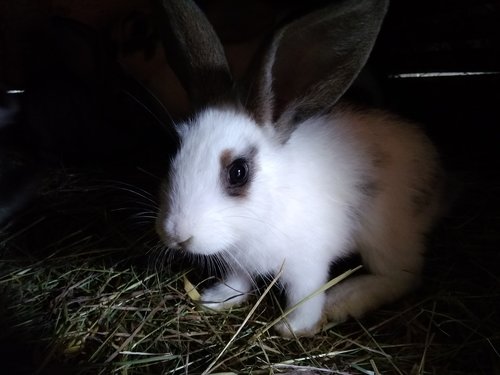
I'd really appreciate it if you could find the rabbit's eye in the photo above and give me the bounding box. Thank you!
[220,148,256,197]
[228,158,249,187]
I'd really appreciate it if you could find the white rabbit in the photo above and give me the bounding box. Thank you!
[154,0,444,337]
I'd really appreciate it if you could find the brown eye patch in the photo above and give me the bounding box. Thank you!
[219,147,257,197]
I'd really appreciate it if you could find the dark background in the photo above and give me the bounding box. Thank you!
[0,0,499,373]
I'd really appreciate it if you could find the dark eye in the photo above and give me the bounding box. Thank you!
[227,158,249,187]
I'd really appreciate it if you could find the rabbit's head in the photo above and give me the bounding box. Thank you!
[155,0,389,257]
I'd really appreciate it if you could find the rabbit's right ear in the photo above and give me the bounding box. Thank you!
[151,0,233,109]
[246,0,389,141]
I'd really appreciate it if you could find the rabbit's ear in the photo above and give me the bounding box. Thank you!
[151,0,233,109]
[247,0,389,140]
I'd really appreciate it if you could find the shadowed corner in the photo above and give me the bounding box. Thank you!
[0,285,73,375]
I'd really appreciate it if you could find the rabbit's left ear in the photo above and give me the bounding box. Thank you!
[246,0,389,140]
[151,0,233,109]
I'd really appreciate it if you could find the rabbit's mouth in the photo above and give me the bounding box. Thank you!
[164,233,234,258]
[164,236,194,252]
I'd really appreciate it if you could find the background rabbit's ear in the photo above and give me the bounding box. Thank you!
[151,0,233,109]
[247,0,389,139]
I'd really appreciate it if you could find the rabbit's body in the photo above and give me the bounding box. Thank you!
[154,0,444,336]
[161,105,443,335]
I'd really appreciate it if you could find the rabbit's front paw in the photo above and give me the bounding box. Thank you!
[200,275,251,310]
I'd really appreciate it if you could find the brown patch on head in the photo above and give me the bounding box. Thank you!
[219,147,257,198]
[220,149,234,170]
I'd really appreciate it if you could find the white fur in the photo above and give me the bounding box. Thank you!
[158,107,442,336]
